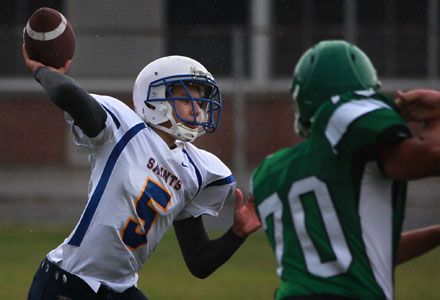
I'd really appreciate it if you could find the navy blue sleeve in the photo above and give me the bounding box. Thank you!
[173,216,245,279]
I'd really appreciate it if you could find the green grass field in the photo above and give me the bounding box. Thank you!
[1,224,438,299]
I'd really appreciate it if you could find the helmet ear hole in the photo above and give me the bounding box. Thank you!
[145,102,155,110]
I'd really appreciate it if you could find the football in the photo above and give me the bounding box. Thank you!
[23,7,75,68]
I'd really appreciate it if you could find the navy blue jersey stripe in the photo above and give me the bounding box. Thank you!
[182,149,202,197]
[68,123,146,246]
[102,105,121,129]
[205,175,235,189]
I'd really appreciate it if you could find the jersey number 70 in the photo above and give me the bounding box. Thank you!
[258,176,352,277]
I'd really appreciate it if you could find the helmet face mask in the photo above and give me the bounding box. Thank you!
[291,40,381,137]
[156,76,220,126]
[291,83,312,137]
[133,56,222,142]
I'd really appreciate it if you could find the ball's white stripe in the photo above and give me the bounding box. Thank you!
[25,13,67,41]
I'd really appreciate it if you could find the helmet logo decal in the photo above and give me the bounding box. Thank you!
[190,66,211,78]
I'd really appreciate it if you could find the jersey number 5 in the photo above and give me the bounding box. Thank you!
[258,176,352,277]
[121,177,172,250]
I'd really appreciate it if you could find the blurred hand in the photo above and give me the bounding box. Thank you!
[395,89,440,122]
[22,43,71,74]
[232,189,262,237]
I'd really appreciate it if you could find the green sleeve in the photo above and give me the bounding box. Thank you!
[334,107,410,160]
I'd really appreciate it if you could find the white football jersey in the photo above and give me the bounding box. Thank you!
[47,94,235,293]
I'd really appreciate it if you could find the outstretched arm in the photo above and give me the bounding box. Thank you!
[380,89,440,180]
[173,189,261,278]
[173,216,245,279]
[398,225,440,264]
[22,44,106,137]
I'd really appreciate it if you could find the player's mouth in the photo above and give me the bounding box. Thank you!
[185,123,199,129]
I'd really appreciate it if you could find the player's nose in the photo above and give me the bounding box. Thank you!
[191,102,201,117]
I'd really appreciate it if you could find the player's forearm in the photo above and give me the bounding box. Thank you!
[33,66,107,137]
[398,225,440,264]
[173,217,245,279]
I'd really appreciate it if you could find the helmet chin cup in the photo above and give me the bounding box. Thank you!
[152,119,201,143]
[173,123,200,142]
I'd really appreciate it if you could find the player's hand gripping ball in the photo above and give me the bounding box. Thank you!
[23,7,75,68]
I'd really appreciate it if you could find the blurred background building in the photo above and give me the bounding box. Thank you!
[0,0,439,229]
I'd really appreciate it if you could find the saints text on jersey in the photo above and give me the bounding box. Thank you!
[147,157,181,190]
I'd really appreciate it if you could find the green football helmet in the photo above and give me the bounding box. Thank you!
[291,40,381,136]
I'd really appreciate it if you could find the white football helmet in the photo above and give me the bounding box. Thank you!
[133,55,222,142]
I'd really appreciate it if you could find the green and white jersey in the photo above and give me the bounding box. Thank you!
[251,90,411,300]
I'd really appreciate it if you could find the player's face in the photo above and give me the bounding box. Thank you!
[171,85,204,129]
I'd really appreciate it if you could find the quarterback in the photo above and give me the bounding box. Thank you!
[250,40,440,300]
[23,46,261,300]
